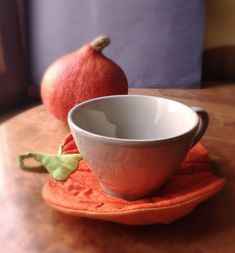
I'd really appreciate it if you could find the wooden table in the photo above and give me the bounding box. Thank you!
[0,84,235,253]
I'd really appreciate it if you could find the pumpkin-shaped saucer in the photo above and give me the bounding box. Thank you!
[42,134,225,225]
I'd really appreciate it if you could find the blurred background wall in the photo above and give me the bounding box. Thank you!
[203,0,235,81]
[26,0,205,89]
[24,0,234,87]
[204,0,235,49]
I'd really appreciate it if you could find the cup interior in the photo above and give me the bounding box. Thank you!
[70,95,198,141]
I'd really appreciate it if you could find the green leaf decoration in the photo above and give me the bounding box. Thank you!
[18,152,82,181]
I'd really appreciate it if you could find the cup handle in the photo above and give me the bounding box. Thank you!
[190,107,209,148]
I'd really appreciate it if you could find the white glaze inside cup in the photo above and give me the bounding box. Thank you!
[70,95,198,141]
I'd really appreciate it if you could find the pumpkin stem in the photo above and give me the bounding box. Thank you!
[91,35,110,52]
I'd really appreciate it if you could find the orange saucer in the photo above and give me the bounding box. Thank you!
[42,134,225,225]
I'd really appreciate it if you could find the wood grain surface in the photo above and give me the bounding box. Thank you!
[0,83,235,253]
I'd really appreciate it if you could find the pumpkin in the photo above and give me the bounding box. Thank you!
[41,36,128,122]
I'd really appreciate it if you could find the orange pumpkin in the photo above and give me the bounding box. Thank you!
[41,36,128,122]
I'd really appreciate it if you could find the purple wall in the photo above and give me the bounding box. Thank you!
[28,0,205,88]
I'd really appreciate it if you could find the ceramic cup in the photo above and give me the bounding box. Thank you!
[68,95,209,200]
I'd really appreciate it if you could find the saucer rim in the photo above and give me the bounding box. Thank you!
[42,180,224,225]
[42,177,225,214]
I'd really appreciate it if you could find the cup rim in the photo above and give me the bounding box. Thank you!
[68,95,199,144]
